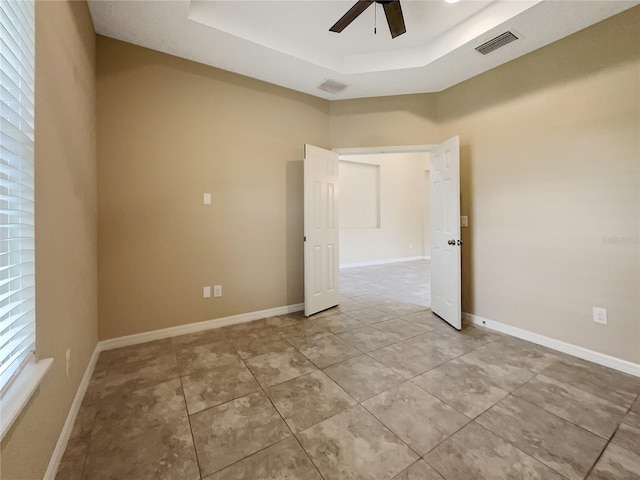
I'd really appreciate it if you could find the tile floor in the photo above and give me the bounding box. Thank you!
[57,260,640,480]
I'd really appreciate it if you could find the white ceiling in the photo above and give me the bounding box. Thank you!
[88,0,638,100]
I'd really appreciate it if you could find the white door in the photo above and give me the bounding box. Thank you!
[430,136,462,329]
[304,144,340,316]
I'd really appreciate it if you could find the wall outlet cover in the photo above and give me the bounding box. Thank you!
[593,307,607,325]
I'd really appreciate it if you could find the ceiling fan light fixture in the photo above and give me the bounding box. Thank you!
[445,0,460,4]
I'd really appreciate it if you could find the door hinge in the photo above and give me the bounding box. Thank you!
[304,236,306,242]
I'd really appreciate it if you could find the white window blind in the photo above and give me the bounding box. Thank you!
[0,0,35,393]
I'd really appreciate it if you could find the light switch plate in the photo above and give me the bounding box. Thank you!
[203,286,211,298]
[461,216,468,227]
[203,193,211,205]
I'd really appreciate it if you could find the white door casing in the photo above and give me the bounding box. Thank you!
[430,136,462,329]
[304,144,340,316]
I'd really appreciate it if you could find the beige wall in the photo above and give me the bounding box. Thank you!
[1,5,637,479]
[339,152,430,265]
[330,94,440,148]
[97,8,639,361]
[329,8,640,363]
[97,37,330,339]
[439,7,640,363]
[0,1,98,479]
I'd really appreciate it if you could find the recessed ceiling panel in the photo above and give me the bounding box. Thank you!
[88,0,640,99]
[188,0,494,72]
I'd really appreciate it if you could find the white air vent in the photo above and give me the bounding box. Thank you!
[318,79,348,94]
[475,31,519,55]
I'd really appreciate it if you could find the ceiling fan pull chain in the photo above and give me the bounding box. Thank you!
[329,0,405,39]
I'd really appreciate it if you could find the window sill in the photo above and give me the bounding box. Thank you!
[0,355,53,441]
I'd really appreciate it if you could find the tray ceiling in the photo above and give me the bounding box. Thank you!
[88,0,638,99]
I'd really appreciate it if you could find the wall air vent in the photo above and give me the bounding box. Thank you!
[317,79,348,94]
[475,31,519,55]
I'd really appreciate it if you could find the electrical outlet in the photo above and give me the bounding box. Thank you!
[203,193,211,205]
[593,307,607,325]
[203,286,211,298]
[214,285,222,298]
[65,349,71,377]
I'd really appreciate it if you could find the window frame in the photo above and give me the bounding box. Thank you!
[0,0,53,440]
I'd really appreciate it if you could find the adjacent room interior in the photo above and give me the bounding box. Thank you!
[339,151,431,266]
[0,1,638,479]
[339,150,432,307]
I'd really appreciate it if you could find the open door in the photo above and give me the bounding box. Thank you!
[430,136,462,329]
[304,144,340,316]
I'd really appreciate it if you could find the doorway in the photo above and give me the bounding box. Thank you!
[337,148,432,310]
[338,150,431,269]
[304,139,461,329]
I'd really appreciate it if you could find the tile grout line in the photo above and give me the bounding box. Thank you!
[241,310,437,478]
[180,329,324,478]
[511,358,636,440]
[176,308,504,478]
[401,353,607,479]
[458,357,637,480]
[467,396,577,479]
[243,350,329,480]
[179,374,206,479]
[59,266,432,479]
[171,338,207,480]
[208,324,326,464]
[358,395,443,461]
[469,420,573,480]
[581,391,640,479]
[63,260,640,480]
[266,329,363,426]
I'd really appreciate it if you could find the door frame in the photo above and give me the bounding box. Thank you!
[333,145,436,156]
[332,143,460,325]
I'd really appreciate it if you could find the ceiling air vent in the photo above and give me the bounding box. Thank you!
[475,31,519,55]
[317,79,348,94]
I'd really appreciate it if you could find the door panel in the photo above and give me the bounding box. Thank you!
[304,144,340,316]
[430,136,461,329]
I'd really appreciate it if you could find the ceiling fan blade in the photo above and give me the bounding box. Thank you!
[329,0,373,33]
[383,1,406,38]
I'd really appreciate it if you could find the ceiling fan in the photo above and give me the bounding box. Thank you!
[329,0,406,39]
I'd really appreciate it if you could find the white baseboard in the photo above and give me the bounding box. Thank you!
[45,301,305,479]
[43,344,100,480]
[340,256,430,269]
[463,312,640,378]
[99,303,305,351]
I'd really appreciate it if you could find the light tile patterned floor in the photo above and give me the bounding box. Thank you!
[57,260,640,480]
